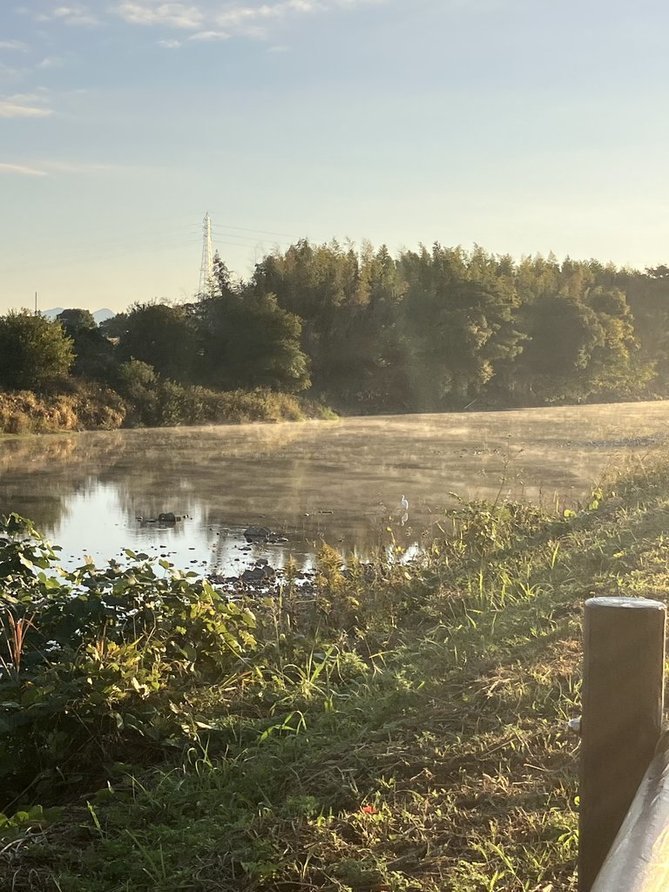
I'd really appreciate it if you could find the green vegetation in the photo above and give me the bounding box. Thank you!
[0,311,74,391]
[3,243,669,432]
[252,243,664,411]
[1,455,668,890]
[114,360,319,427]
[0,288,315,432]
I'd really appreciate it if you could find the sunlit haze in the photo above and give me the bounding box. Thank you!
[1,0,668,313]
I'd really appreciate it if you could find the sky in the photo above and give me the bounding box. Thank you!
[1,0,669,313]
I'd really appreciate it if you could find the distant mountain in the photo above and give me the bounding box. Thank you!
[42,308,115,324]
[42,308,65,320]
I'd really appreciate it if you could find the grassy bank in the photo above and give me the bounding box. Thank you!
[1,455,667,890]
[0,382,334,434]
[0,386,126,434]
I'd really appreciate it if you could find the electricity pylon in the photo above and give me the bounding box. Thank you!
[197,212,215,297]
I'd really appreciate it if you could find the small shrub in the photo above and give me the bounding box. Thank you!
[4,411,31,435]
[0,515,258,805]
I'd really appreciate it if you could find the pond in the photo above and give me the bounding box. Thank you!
[1,401,667,577]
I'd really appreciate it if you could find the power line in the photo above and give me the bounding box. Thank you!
[0,216,311,291]
[210,223,297,239]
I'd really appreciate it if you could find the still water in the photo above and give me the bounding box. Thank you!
[1,402,667,575]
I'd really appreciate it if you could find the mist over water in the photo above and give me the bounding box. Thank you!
[1,401,668,576]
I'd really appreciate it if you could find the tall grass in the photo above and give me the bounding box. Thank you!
[0,382,334,435]
[0,385,126,434]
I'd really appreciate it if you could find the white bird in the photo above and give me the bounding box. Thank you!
[399,495,409,526]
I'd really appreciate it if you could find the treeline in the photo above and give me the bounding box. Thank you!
[111,243,669,412]
[3,242,669,423]
[0,296,316,431]
[248,242,669,411]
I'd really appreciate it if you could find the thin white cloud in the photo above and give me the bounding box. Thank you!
[0,95,53,118]
[31,4,100,26]
[116,2,204,28]
[41,160,128,173]
[0,159,141,176]
[218,0,383,34]
[0,40,30,52]
[38,57,66,69]
[51,5,100,25]
[28,0,384,44]
[116,0,383,40]
[187,30,230,41]
[0,162,46,176]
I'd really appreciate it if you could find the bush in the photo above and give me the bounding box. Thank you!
[115,360,161,425]
[0,312,74,391]
[0,515,258,804]
[117,302,199,382]
[115,360,312,427]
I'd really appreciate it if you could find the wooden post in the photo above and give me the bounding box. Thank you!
[579,597,666,892]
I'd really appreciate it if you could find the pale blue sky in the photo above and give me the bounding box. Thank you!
[1,0,668,313]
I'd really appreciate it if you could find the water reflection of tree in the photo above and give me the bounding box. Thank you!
[0,433,129,531]
[0,424,319,543]
[0,421,497,554]
[0,489,64,533]
[0,408,641,563]
[105,424,310,520]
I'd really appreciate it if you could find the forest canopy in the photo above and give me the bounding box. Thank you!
[2,241,669,417]
[248,241,661,411]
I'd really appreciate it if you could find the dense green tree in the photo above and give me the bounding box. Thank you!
[646,265,669,280]
[99,312,127,339]
[56,308,97,332]
[117,303,200,382]
[332,244,409,411]
[397,245,523,408]
[620,269,669,387]
[511,278,650,402]
[115,359,161,425]
[199,290,310,392]
[252,240,363,392]
[522,294,603,378]
[211,252,236,298]
[583,287,652,396]
[56,308,115,380]
[0,312,74,391]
